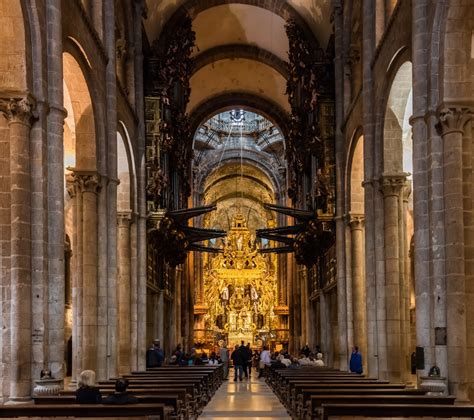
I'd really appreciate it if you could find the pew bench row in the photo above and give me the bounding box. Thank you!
[265,367,466,420]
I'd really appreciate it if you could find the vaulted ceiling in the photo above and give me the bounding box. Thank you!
[144,0,333,126]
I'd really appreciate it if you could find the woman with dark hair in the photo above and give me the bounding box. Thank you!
[103,379,138,404]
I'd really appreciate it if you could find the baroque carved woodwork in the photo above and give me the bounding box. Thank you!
[285,20,335,212]
[145,15,195,211]
[198,214,283,347]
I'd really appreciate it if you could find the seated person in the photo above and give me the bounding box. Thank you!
[314,352,325,367]
[103,378,138,404]
[76,370,102,403]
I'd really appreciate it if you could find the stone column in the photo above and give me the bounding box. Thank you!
[362,0,378,379]
[401,182,412,377]
[333,0,349,370]
[1,96,36,400]
[380,173,406,382]
[345,220,354,356]
[104,0,118,380]
[74,172,101,373]
[349,215,367,366]
[133,0,148,372]
[117,211,132,374]
[438,107,472,399]
[411,0,431,380]
[46,0,66,381]
[66,173,82,383]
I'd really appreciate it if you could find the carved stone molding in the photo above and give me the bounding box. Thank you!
[403,180,412,203]
[73,171,101,194]
[379,173,408,198]
[117,211,132,227]
[349,214,365,230]
[437,107,473,136]
[0,96,37,126]
[65,172,76,199]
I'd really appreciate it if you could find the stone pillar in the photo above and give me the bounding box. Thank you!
[46,0,66,382]
[117,211,132,374]
[362,0,378,379]
[74,172,101,373]
[66,174,82,383]
[1,97,36,400]
[380,173,406,382]
[349,215,367,366]
[104,0,118,380]
[401,182,412,378]
[411,0,431,381]
[345,221,354,356]
[133,0,148,372]
[129,214,138,370]
[438,107,472,399]
[333,0,349,371]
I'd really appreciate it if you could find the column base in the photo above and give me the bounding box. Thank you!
[4,397,33,404]
[419,376,447,396]
[33,379,63,395]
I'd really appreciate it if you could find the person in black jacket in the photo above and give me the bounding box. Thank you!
[76,370,102,403]
[231,344,244,381]
[103,378,138,404]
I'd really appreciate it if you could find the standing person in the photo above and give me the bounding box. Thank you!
[76,370,102,403]
[245,343,253,378]
[258,345,271,378]
[231,344,244,381]
[349,346,363,374]
[238,341,249,379]
[173,344,184,364]
[301,343,311,357]
[146,340,164,368]
[219,343,229,380]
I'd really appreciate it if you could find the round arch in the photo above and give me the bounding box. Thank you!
[118,121,137,213]
[189,92,290,139]
[382,61,413,175]
[345,129,365,215]
[157,0,319,49]
[62,51,97,170]
[192,45,289,79]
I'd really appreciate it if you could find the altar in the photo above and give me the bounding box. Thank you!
[194,214,280,348]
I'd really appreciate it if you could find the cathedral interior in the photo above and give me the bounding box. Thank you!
[0,0,474,408]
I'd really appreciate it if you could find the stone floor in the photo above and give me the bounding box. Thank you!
[199,370,291,419]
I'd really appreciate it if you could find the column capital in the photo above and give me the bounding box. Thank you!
[65,171,76,199]
[403,180,412,203]
[349,214,365,230]
[436,107,473,136]
[379,173,408,198]
[0,95,37,126]
[73,171,102,194]
[117,211,132,227]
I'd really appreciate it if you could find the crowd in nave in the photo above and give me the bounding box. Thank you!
[147,340,333,380]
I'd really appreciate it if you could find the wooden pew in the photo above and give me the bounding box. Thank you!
[294,387,426,419]
[0,403,171,419]
[320,403,474,420]
[61,387,195,419]
[308,395,456,420]
[33,394,184,420]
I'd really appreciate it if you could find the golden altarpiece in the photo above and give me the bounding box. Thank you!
[194,214,287,349]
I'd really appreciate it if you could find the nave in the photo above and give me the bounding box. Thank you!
[200,375,290,420]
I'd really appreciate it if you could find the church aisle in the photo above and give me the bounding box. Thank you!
[199,371,291,419]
